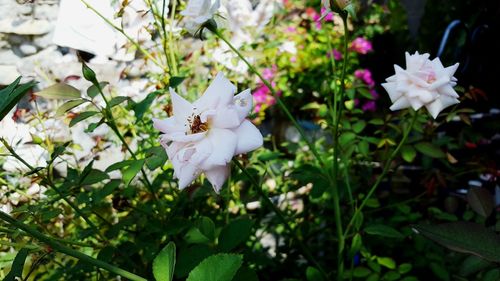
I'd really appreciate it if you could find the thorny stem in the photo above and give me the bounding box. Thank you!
[233,160,330,281]
[79,0,168,72]
[213,30,326,168]
[0,210,147,281]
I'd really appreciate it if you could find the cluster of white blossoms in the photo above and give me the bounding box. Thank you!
[153,73,263,192]
[382,52,460,119]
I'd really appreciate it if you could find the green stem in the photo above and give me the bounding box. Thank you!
[332,14,349,279]
[91,81,159,202]
[79,0,168,72]
[0,211,147,281]
[233,160,330,280]
[213,30,325,168]
[344,112,419,237]
[168,0,179,76]
[0,139,105,242]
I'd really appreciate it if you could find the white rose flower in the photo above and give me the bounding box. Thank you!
[382,51,460,118]
[180,0,220,35]
[153,73,263,192]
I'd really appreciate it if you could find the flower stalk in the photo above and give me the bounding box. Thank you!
[211,29,326,168]
[233,160,330,280]
[0,210,147,281]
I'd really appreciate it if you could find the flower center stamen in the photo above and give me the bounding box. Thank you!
[188,114,209,134]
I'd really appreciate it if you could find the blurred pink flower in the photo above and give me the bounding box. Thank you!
[362,101,377,112]
[350,37,373,54]
[327,49,343,60]
[354,69,375,87]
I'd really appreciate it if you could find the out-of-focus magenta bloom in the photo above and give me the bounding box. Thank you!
[350,37,373,54]
[321,7,334,21]
[354,68,379,112]
[362,101,376,112]
[327,49,343,60]
[286,26,297,33]
[354,69,375,87]
[253,65,279,114]
[263,65,277,80]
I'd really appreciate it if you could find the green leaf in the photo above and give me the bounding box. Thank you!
[56,99,86,116]
[401,145,416,162]
[218,219,254,252]
[153,242,176,281]
[364,225,404,239]
[357,88,375,100]
[35,83,81,99]
[414,142,446,158]
[306,266,324,281]
[398,263,412,274]
[349,233,362,257]
[458,256,490,277]
[353,267,371,278]
[376,257,396,270]
[233,267,258,281]
[169,76,186,88]
[412,222,500,262]
[145,146,168,170]
[108,96,129,108]
[87,82,109,99]
[0,77,37,121]
[195,217,215,241]
[175,245,214,278]
[69,111,99,127]
[80,169,109,186]
[131,91,159,121]
[106,160,136,172]
[187,254,243,281]
[3,248,29,281]
[352,120,366,133]
[339,132,356,146]
[123,159,145,186]
[466,188,494,217]
[382,271,401,281]
[184,228,210,244]
[483,269,500,281]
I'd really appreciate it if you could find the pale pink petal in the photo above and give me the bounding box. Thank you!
[211,106,241,129]
[200,128,237,169]
[381,82,400,103]
[390,97,411,111]
[164,131,207,143]
[170,88,193,123]
[205,165,230,193]
[233,89,253,122]
[177,163,201,190]
[194,72,236,110]
[153,117,184,133]
[232,120,263,155]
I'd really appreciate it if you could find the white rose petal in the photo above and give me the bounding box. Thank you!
[382,51,460,118]
[154,72,263,192]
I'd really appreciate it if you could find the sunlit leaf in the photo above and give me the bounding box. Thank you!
[35,83,80,99]
[186,254,243,281]
[153,242,176,281]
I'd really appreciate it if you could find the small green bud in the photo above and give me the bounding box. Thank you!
[82,62,97,83]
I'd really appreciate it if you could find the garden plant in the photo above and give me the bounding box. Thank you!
[0,0,499,280]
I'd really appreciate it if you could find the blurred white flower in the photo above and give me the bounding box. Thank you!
[180,0,220,35]
[0,111,47,173]
[279,41,297,55]
[153,73,263,192]
[382,52,460,119]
